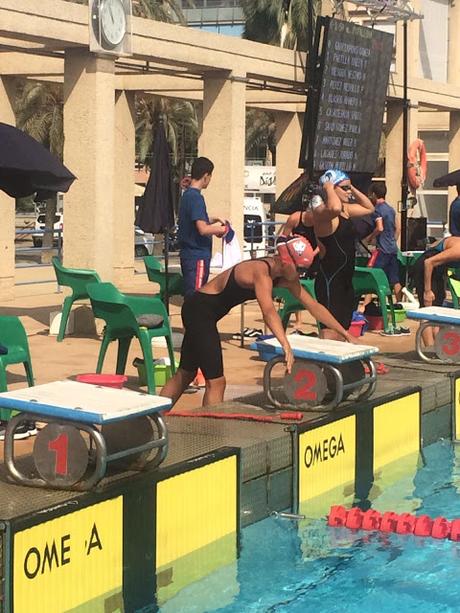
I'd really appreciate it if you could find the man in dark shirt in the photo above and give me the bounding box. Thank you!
[449,185,460,237]
[369,182,403,303]
[177,157,226,296]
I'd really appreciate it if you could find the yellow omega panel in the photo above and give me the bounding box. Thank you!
[156,455,237,569]
[13,497,123,613]
[298,415,356,503]
[373,391,420,471]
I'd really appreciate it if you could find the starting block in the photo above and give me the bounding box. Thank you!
[253,334,379,411]
[0,380,171,491]
[407,307,460,363]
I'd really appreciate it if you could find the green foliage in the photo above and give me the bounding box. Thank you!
[246,109,276,163]
[13,80,64,160]
[241,0,319,51]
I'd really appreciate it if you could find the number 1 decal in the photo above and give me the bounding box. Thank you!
[48,433,69,476]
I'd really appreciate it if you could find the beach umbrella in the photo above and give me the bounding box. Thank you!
[274,172,310,215]
[135,120,175,310]
[433,169,460,188]
[0,122,76,198]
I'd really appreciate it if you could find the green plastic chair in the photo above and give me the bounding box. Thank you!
[52,256,101,342]
[87,282,176,394]
[0,316,34,421]
[144,256,185,302]
[448,269,460,309]
[352,266,396,333]
[273,279,316,329]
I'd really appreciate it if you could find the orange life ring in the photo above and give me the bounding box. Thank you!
[407,138,427,191]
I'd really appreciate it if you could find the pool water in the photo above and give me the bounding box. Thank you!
[160,440,460,613]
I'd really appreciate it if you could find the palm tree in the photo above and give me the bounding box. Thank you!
[241,0,319,51]
[13,80,64,260]
[246,109,276,165]
[135,95,198,212]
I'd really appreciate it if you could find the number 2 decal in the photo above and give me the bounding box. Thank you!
[48,433,69,476]
[294,369,317,400]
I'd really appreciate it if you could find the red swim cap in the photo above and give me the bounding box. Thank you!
[276,235,319,269]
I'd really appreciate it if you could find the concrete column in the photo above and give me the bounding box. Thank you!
[200,71,246,245]
[448,112,460,207]
[407,2,421,79]
[113,90,136,285]
[408,102,419,144]
[385,100,404,209]
[0,77,16,301]
[274,112,303,201]
[63,49,115,280]
[448,0,460,85]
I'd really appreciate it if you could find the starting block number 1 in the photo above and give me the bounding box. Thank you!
[284,362,327,406]
[435,326,460,363]
[33,423,89,486]
[48,432,69,475]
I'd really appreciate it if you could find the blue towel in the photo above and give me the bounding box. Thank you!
[224,221,235,243]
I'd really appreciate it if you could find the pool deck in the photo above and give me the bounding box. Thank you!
[0,273,458,525]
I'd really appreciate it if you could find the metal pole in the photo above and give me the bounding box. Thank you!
[164,230,170,314]
[400,19,409,251]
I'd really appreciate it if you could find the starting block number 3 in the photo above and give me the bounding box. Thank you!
[284,362,327,406]
[435,326,460,363]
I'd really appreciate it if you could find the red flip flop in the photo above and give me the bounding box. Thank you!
[364,362,389,375]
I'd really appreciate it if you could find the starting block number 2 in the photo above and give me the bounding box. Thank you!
[284,362,327,406]
[435,326,460,363]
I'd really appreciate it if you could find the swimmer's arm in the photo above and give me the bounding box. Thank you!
[312,183,342,222]
[279,212,300,237]
[195,219,226,237]
[254,274,294,372]
[346,187,375,218]
[287,281,356,343]
[423,246,460,292]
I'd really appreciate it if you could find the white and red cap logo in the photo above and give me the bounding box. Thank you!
[276,235,319,269]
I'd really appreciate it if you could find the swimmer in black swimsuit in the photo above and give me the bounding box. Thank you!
[279,206,319,332]
[312,170,375,340]
[160,235,356,408]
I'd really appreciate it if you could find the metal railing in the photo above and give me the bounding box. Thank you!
[14,228,63,287]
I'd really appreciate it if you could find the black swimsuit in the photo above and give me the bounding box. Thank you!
[180,260,273,379]
[315,215,356,329]
[293,214,319,277]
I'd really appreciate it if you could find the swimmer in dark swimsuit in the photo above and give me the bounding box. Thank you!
[413,236,460,344]
[279,206,319,332]
[312,171,375,341]
[161,235,356,408]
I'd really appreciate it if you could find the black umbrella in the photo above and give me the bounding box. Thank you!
[135,120,175,310]
[0,122,76,198]
[433,169,460,188]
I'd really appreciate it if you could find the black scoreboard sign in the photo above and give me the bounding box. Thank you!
[300,18,394,175]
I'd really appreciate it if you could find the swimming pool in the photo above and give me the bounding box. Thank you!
[160,440,460,612]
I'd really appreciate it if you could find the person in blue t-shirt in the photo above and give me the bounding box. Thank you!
[449,185,460,237]
[177,157,226,296]
[369,182,403,303]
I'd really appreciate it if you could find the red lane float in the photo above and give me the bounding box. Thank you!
[327,506,460,541]
[170,411,303,422]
